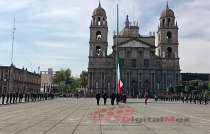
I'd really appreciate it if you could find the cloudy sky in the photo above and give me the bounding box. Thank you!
[0,0,209,76]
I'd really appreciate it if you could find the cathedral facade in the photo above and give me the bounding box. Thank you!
[88,3,180,97]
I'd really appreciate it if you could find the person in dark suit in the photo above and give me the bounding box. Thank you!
[116,93,121,105]
[110,93,116,105]
[96,93,101,106]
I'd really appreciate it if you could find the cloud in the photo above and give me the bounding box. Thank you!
[0,0,209,75]
[33,41,70,48]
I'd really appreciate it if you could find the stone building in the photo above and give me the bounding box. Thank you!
[88,3,181,97]
[0,65,41,95]
[40,68,56,93]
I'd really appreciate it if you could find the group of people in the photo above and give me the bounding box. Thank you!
[157,94,209,105]
[0,93,55,105]
[95,93,127,106]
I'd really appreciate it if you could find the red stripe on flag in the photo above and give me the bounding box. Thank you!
[118,80,121,95]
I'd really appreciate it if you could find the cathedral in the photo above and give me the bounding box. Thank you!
[88,2,180,97]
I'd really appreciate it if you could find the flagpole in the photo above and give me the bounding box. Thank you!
[116,4,119,94]
[11,17,16,65]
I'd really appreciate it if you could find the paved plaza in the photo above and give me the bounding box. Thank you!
[0,98,210,134]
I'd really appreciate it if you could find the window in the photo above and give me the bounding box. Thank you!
[167,18,170,26]
[97,17,101,26]
[96,31,102,40]
[167,47,172,58]
[126,51,131,58]
[139,72,142,88]
[163,19,165,26]
[96,46,103,56]
[144,50,150,59]
[151,73,155,89]
[144,59,149,67]
[96,81,98,89]
[131,59,136,67]
[103,17,106,25]
[167,31,172,43]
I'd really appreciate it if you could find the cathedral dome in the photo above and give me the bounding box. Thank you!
[93,3,106,16]
[160,4,175,18]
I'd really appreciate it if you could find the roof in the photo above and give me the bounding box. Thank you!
[115,38,156,49]
[93,2,106,16]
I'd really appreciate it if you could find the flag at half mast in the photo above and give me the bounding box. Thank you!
[116,4,123,95]
[116,48,123,95]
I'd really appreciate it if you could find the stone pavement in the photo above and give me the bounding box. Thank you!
[0,98,210,134]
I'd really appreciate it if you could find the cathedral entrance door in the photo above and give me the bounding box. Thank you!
[131,80,138,97]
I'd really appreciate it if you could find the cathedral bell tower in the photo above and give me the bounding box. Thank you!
[89,2,108,57]
[157,2,179,59]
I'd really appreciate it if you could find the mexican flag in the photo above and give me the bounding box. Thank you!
[116,48,123,95]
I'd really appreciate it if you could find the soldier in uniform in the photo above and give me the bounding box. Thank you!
[24,93,27,102]
[193,95,196,104]
[1,92,5,105]
[204,95,209,105]
[19,93,23,103]
[96,93,100,106]
[15,92,18,103]
[9,93,13,104]
[189,94,192,103]
[102,92,107,105]
[199,94,203,105]
[6,93,9,104]
[122,94,127,103]
[154,94,158,102]
[12,92,16,104]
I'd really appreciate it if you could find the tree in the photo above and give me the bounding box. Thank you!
[79,71,88,88]
[53,69,65,84]
[53,68,80,95]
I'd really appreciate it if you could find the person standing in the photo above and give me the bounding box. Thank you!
[122,94,127,103]
[154,94,158,102]
[1,93,5,105]
[6,93,9,104]
[9,93,12,104]
[96,93,101,106]
[110,93,116,105]
[116,93,120,105]
[103,93,107,105]
[12,92,15,104]
[144,90,149,105]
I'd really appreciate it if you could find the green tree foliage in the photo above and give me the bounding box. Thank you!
[53,68,80,95]
[79,71,88,88]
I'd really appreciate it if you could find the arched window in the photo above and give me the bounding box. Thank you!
[167,47,172,58]
[97,17,101,26]
[96,46,103,56]
[96,31,102,40]
[103,17,106,25]
[166,31,172,43]
[163,19,165,26]
[167,18,171,26]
